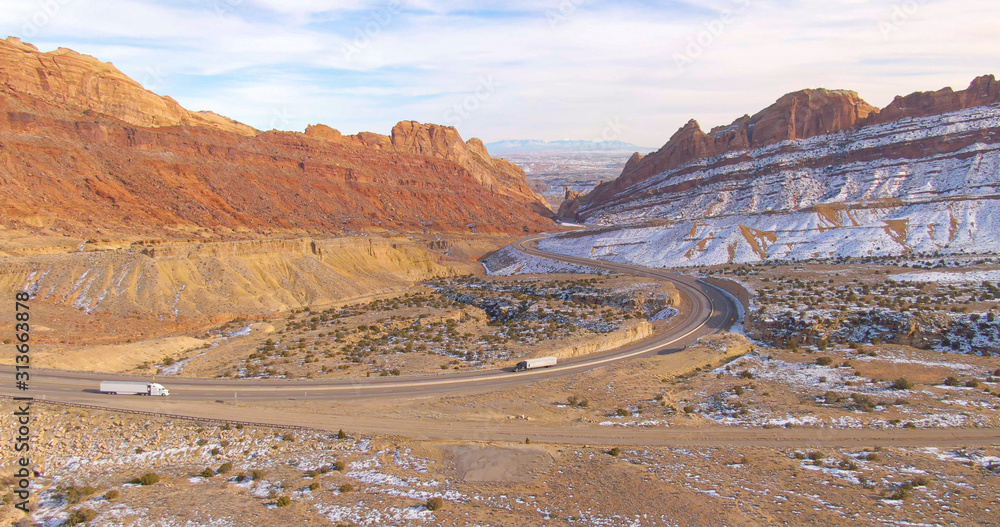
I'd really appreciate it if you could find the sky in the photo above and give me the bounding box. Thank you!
[1,0,998,147]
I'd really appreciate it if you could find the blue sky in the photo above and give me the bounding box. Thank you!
[1,0,998,146]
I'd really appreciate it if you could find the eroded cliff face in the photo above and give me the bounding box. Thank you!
[549,76,1000,266]
[0,38,552,238]
[0,37,257,135]
[561,88,877,218]
[304,120,550,210]
[560,76,1000,223]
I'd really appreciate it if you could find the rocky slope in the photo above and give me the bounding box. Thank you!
[551,76,1000,266]
[0,37,256,136]
[0,37,552,239]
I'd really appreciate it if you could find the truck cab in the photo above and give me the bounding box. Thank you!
[149,383,170,396]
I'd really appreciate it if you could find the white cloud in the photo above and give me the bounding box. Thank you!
[0,0,997,146]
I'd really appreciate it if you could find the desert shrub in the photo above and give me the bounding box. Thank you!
[66,508,98,525]
[338,483,354,493]
[251,470,266,481]
[887,486,911,500]
[426,496,445,511]
[683,406,696,414]
[815,357,833,366]
[104,490,120,501]
[217,462,233,474]
[211,447,221,456]
[337,429,348,439]
[615,408,631,417]
[891,378,913,390]
[838,459,859,471]
[309,482,321,491]
[944,376,961,386]
[807,451,824,462]
[275,496,292,507]
[850,393,877,412]
[138,473,160,486]
[608,447,622,457]
[200,468,216,478]
[333,461,347,472]
[64,484,97,504]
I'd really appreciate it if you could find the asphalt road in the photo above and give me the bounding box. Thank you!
[3,236,997,447]
[0,234,738,405]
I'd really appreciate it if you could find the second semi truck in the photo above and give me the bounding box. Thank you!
[514,356,557,372]
[99,381,170,396]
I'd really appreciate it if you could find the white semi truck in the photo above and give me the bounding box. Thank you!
[99,381,170,396]
[514,356,557,372]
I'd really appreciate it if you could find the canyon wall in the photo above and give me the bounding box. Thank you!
[549,76,1000,266]
[0,37,552,239]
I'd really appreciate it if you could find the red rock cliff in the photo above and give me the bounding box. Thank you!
[561,77,999,220]
[561,89,875,218]
[0,38,553,238]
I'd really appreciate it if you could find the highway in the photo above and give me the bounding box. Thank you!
[0,234,737,404]
[4,237,998,447]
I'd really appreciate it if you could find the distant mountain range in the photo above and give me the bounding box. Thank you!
[486,139,652,152]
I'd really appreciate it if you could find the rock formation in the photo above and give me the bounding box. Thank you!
[560,88,877,218]
[560,76,999,222]
[547,75,1000,266]
[0,38,552,238]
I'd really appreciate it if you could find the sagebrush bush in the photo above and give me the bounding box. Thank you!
[891,378,913,390]
[66,508,98,525]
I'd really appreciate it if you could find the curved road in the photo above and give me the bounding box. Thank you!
[1,234,738,403]
[4,236,998,446]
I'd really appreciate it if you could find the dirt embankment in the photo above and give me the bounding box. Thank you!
[0,235,509,368]
[1,236,497,321]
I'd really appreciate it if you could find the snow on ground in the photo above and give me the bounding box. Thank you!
[481,245,604,276]
[538,104,1000,267]
[889,270,1000,283]
[649,307,679,321]
[917,447,1000,471]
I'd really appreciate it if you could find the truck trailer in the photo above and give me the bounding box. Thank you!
[514,356,557,372]
[99,381,170,396]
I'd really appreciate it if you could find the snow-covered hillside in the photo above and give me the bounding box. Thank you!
[542,102,1000,267]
